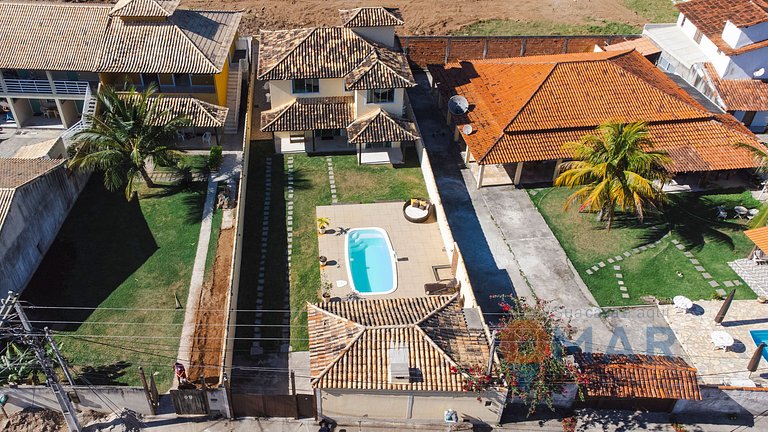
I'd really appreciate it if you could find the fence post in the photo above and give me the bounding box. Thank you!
[138,367,156,415]
[291,370,299,419]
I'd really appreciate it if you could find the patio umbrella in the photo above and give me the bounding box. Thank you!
[714,288,736,324]
[748,342,766,372]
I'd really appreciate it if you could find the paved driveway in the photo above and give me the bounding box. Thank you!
[408,73,684,356]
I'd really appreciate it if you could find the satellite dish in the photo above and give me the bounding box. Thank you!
[462,124,473,135]
[754,67,765,78]
[447,95,469,115]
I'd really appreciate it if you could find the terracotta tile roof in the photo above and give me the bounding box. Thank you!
[260,97,354,132]
[257,27,414,88]
[745,226,768,253]
[110,0,179,17]
[703,63,768,111]
[0,158,64,190]
[344,48,416,90]
[150,97,229,128]
[99,9,242,74]
[339,7,405,28]
[0,3,240,74]
[308,295,490,391]
[575,353,702,400]
[429,50,765,172]
[347,109,419,144]
[0,3,110,71]
[602,37,662,56]
[676,0,768,55]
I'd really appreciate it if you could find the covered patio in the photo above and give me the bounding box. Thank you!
[143,95,229,149]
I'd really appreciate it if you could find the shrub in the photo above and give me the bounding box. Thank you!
[208,145,223,170]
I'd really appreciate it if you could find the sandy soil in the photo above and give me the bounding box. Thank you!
[182,0,647,35]
[0,408,140,432]
[187,225,235,385]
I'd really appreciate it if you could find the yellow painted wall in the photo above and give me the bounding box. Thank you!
[214,61,229,107]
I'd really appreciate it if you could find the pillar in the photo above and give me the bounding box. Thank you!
[445,110,451,126]
[453,127,460,142]
[552,159,563,182]
[464,148,471,164]
[514,162,524,185]
[477,164,485,188]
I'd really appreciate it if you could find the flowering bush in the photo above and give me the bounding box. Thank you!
[562,416,577,432]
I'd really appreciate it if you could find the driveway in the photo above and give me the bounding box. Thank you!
[408,72,684,356]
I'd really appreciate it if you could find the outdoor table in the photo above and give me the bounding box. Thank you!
[711,330,735,350]
[673,295,693,312]
[734,206,749,218]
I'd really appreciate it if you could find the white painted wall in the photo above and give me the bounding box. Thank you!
[722,21,768,49]
[355,88,405,117]
[731,110,768,131]
[351,27,396,48]
[268,78,352,108]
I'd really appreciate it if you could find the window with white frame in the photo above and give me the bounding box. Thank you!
[292,78,320,94]
[367,88,395,104]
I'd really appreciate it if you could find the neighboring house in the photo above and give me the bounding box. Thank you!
[0,0,246,141]
[429,50,765,188]
[0,158,88,297]
[307,294,505,423]
[574,353,702,412]
[257,7,420,164]
[644,0,768,132]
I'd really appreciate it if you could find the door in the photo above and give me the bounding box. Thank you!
[170,389,209,415]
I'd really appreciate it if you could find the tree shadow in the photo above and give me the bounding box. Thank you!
[393,146,421,169]
[75,361,132,386]
[140,181,208,225]
[21,177,158,329]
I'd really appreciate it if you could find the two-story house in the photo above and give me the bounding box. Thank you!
[257,7,419,164]
[644,0,768,133]
[0,0,246,146]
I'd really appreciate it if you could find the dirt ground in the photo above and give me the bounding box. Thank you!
[187,223,235,385]
[181,0,648,35]
[0,408,141,432]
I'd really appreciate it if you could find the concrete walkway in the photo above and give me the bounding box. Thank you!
[408,72,680,355]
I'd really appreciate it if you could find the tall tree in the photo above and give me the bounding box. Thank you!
[69,84,190,200]
[555,122,671,230]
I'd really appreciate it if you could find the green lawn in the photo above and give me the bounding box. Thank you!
[22,176,219,391]
[455,0,678,37]
[455,20,640,36]
[529,187,758,306]
[288,149,427,350]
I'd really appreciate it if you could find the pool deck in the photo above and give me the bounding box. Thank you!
[659,300,768,386]
[316,202,449,299]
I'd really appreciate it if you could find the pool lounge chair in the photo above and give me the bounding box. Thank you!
[424,278,460,295]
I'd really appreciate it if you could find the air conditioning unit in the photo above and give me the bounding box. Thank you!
[388,344,410,384]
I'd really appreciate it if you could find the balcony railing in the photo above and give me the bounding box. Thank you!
[3,79,89,95]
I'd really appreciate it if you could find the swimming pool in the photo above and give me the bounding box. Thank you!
[750,329,768,362]
[345,227,397,295]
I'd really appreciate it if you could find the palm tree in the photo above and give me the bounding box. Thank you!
[69,83,190,200]
[735,141,768,228]
[555,121,671,230]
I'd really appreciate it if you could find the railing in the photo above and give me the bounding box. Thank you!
[61,86,95,149]
[3,79,88,95]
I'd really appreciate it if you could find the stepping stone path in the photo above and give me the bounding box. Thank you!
[669,237,729,289]
[615,267,629,299]
[251,157,273,356]
[282,156,295,348]
[326,156,338,204]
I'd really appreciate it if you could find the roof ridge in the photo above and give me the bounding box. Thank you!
[260,99,298,130]
[346,50,379,89]
[478,63,558,164]
[415,293,459,326]
[412,325,464,372]
[310,325,365,385]
[347,108,382,142]
[259,27,318,79]
[171,17,220,73]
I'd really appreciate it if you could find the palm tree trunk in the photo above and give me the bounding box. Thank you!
[597,208,605,222]
[140,167,156,188]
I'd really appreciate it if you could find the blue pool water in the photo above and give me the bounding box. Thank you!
[346,228,397,294]
[750,330,768,362]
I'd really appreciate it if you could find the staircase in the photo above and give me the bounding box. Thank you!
[61,85,97,149]
[223,60,243,135]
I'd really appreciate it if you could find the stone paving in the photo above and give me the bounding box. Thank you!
[729,259,768,298]
[660,300,768,386]
[250,157,272,356]
[325,156,338,204]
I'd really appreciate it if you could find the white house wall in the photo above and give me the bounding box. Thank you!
[732,110,768,130]
[722,21,768,50]
[351,27,396,48]
[355,88,405,117]
[268,78,352,108]
[317,389,505,424]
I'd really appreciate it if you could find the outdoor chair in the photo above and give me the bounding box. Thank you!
[202,131,212,146]
[424,278,459,295]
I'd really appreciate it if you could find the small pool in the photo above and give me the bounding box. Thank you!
[750,330,768,362]
[345,228,397,295]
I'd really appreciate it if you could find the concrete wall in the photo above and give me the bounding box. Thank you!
[268,78,352,108]
[352,27,396,48]
[722,21,768,50]
[673,387,768,417]
[0,166,89,297]
[1,385,152,415]
[732,110,768,131]
[318,389,505,423]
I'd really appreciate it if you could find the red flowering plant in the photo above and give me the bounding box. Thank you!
[492,295,587,416]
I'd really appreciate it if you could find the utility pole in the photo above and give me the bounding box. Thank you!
[2,292,82,432]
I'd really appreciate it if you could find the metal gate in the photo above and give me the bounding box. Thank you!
[232,393,316,418]
[170,389,209,415]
